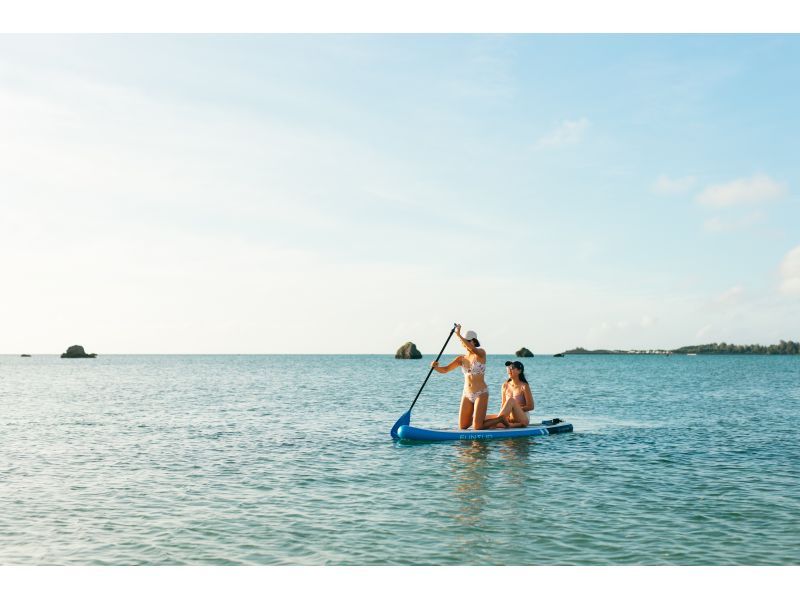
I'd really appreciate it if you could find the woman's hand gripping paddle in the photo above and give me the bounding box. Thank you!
[390,324,457,439]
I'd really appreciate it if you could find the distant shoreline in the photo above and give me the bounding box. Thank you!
[566,341,800,356]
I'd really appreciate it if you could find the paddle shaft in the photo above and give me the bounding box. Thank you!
[407,324,457,412]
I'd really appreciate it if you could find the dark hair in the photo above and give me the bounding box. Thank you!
[507,363,528,385]
[471,338,481,348]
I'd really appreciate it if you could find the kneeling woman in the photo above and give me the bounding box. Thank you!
[431,325,506,430]
[495,360,534,427]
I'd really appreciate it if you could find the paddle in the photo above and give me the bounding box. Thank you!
[390,323,457,439]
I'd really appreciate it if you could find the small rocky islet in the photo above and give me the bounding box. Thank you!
[395,342,422,359]
[60,345,98,359]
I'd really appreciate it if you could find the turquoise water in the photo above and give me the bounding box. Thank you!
[1,354,798,565]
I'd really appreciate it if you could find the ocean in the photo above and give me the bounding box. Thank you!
[1,353,798,565]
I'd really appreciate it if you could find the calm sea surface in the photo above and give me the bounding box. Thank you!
[1,354,798,565]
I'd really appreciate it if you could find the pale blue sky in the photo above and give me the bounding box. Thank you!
[1,35,798,353]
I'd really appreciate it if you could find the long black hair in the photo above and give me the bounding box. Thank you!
[507,363,528,385]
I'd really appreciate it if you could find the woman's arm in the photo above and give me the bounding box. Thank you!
[431,355,463,374]
[522,384,534,412]
[454,326,479,355]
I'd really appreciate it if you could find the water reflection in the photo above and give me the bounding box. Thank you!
[498,437,531,463]
[450,441,491,527]
[495,439,532,524]
[449,438,535,523]
[444,438,540,563]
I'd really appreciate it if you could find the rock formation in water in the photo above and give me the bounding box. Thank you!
[60,345,97,358]
[515,347,534,357]
[395,342,422,359]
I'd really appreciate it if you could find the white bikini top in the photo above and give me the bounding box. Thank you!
[461,359,486,376]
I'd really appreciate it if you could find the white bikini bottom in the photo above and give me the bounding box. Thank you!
[463,387,489,403]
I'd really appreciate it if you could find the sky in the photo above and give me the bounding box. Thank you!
[1,34,799,354]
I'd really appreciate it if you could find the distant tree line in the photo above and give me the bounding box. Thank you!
[564,340,800,355]
[672,341,800,355]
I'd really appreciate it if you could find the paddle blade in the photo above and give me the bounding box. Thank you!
[390,410,411,439]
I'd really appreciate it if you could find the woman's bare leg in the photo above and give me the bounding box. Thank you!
[459,397,474,429]
[507,405,529,427]
[473,394,505,429]
[513,404,530,427]
[492,398,528,427]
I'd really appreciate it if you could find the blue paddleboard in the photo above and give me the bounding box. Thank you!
[396,418,573,442]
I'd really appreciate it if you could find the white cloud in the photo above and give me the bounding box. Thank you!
[696,174,787,207]
[535,117,589,148]
[779,245,800,296]
[653,175,696,195]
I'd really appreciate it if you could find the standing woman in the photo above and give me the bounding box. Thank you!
[495,360,534,427]
[431,325,506,430]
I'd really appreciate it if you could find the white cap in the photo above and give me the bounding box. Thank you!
[463,330,478,341]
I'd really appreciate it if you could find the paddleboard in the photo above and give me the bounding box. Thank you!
[396,418,573,442]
